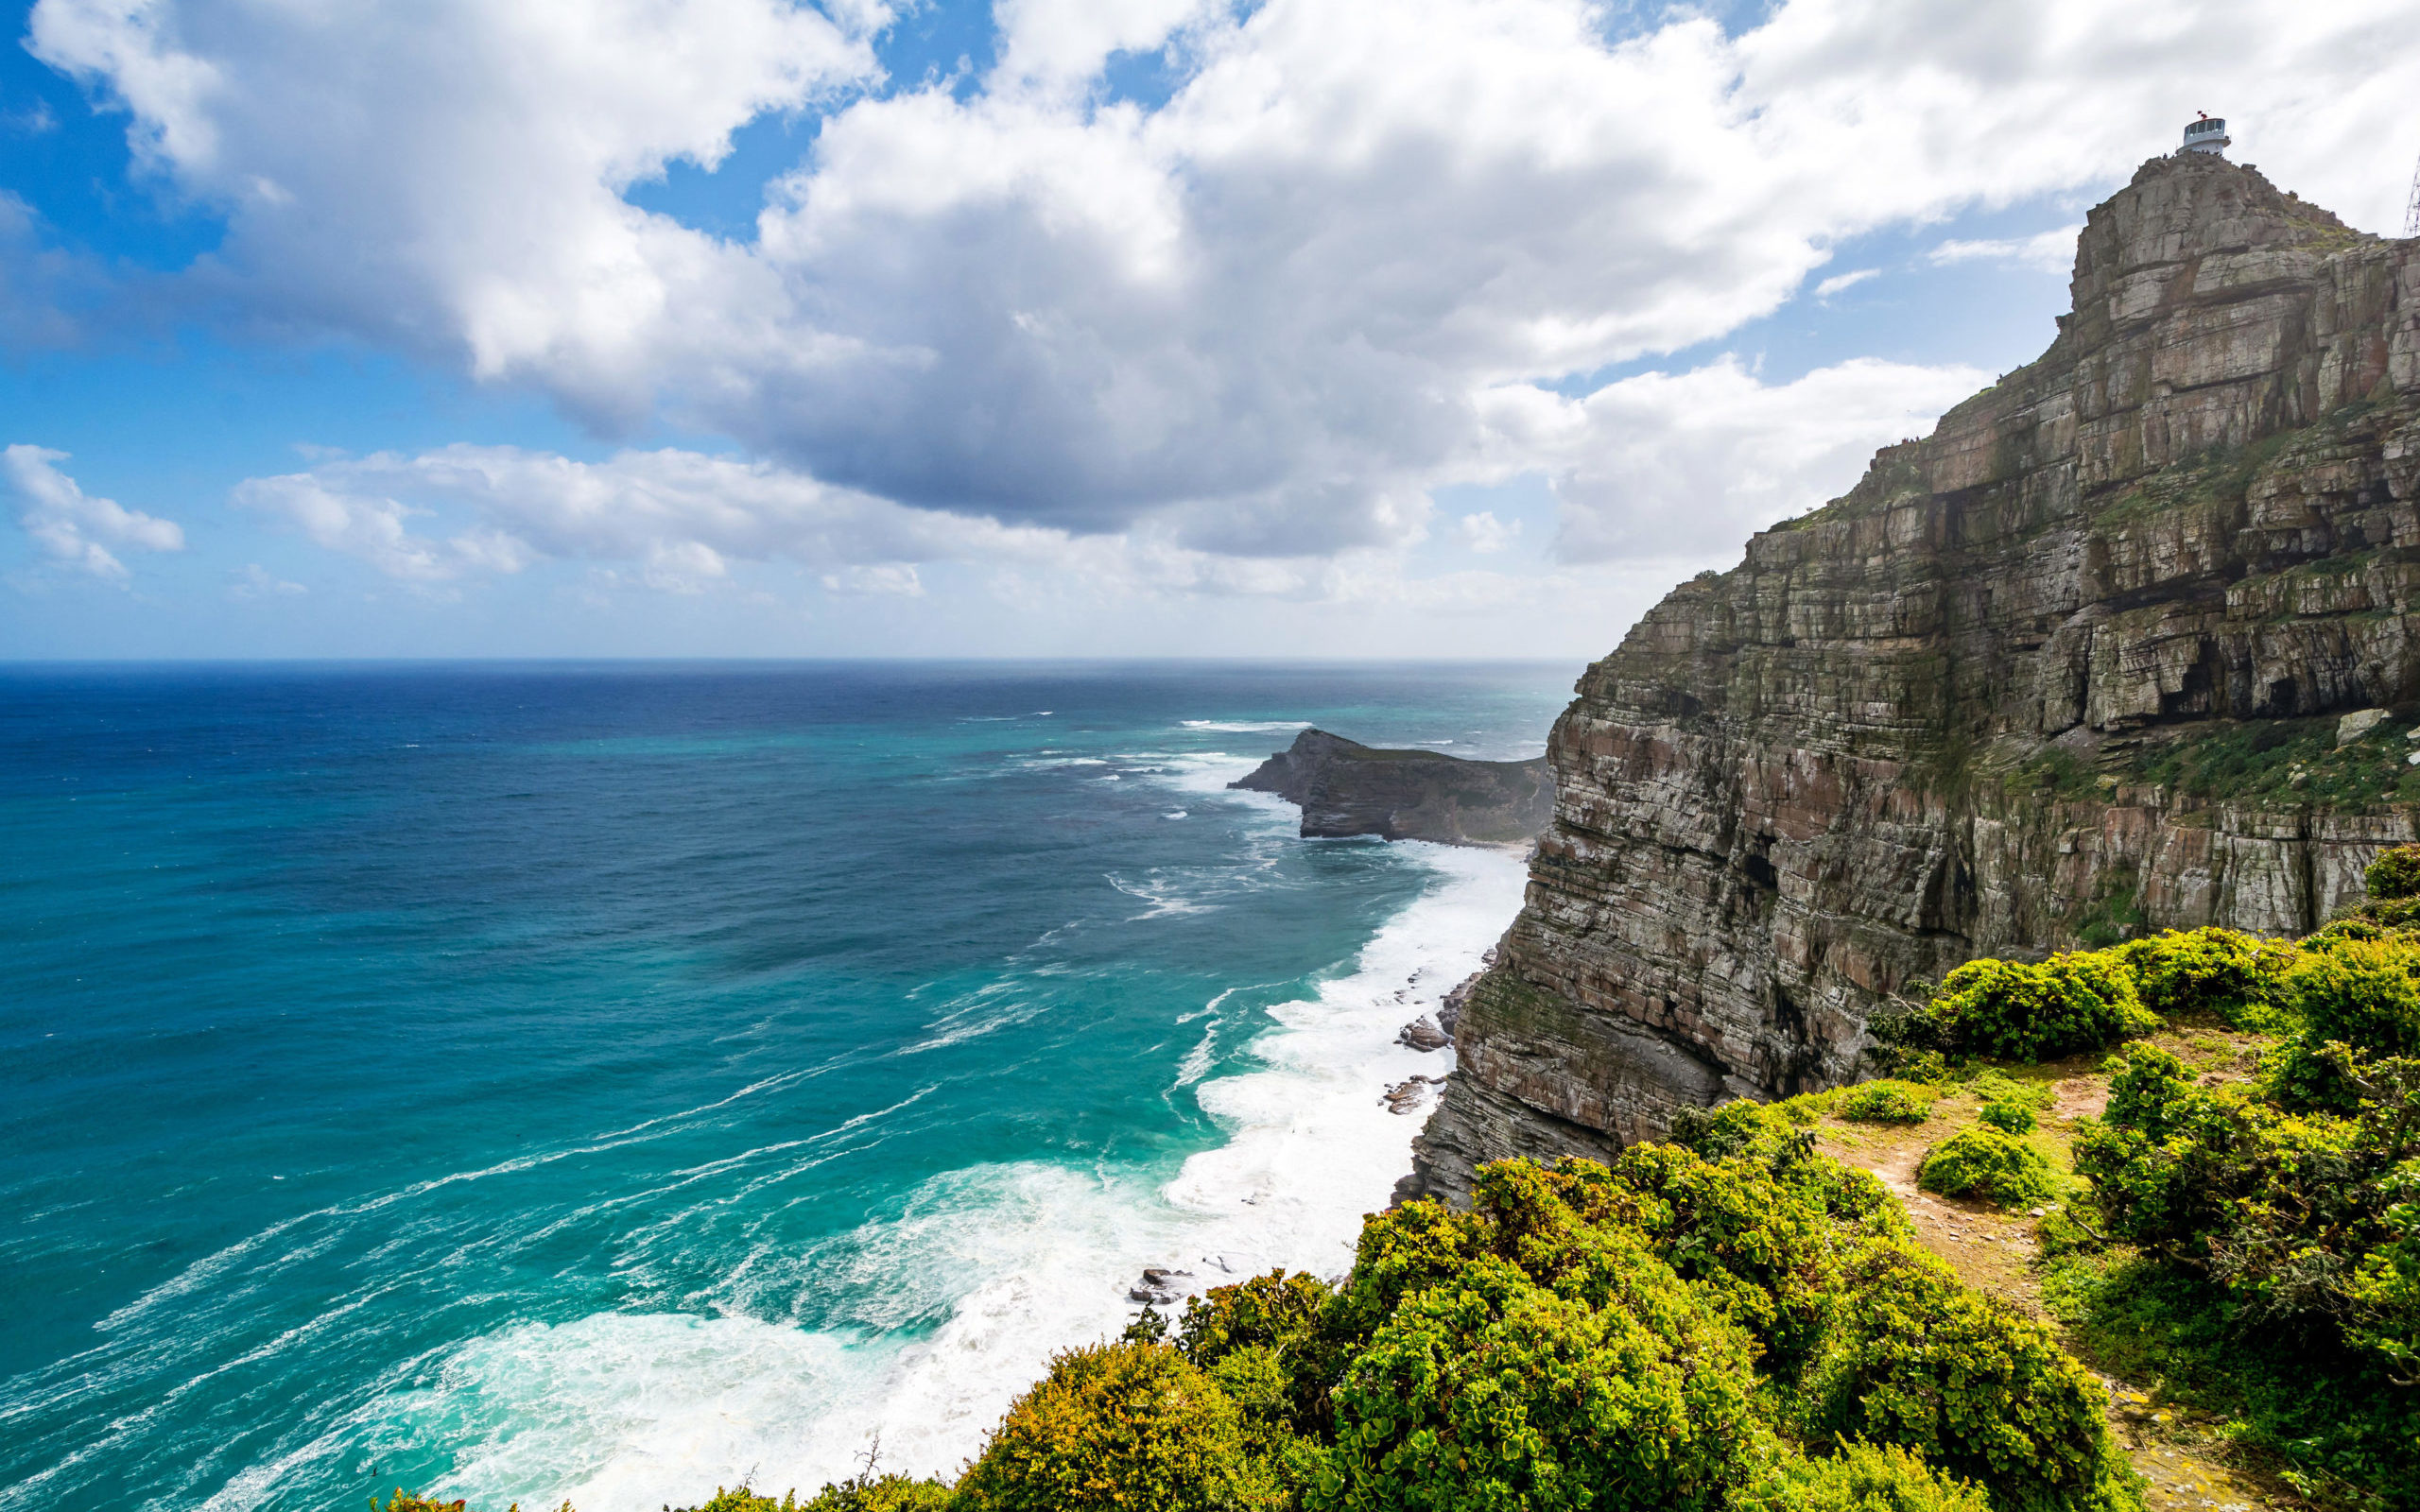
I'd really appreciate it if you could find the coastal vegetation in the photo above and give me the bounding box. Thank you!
[385,848,2420,1512]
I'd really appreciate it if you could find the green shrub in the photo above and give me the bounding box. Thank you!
[1840,1081,1929,1125]
[1731,1440,1993,1512]
[1174,1267,1337,1428]
[2345,1192,2420,1384]
[796,1476,955,1512]
[2043,1246,2420,1508]
[1979,1100,2038,1135]
[1915,1127,2057,1210]
[675,1492,793,1512]
[2111,927,2295,1028]
[955,1342,1280,1512]
[1176,1268,1328,1366]
[2366,844,2420,902]
[2270,937,2420,1111]
[1313,1254,1762,1512]
[2076,1043,2417,1370]
[1600,1141,1849,1387]
[1910,954,2159,1063]
[1806,1241,2140,1512]
[1668,1097,1801,1161]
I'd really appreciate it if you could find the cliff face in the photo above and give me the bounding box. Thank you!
[1409,151,2420,1202]
[1233,729,1554,847]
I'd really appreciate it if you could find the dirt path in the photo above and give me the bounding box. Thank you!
[1813,1056,2280,1512]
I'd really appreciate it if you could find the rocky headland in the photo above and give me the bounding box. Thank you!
[1231,728,1554,848]
[1407,147,2420,1202]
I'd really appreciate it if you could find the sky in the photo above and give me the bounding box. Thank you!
[3,0,2417,660]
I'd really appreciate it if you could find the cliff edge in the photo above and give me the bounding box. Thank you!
[1409,149,2420,1201]
[1232,729,1554,847]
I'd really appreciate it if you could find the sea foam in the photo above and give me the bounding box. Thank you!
[394,799,1523,1510]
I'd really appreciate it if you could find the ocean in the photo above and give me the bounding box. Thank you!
[0,661,1577,1512]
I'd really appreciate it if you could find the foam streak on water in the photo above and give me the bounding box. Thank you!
[0,662,1572,1512]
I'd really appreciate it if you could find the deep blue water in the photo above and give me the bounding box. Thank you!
[0,662,1575,1512]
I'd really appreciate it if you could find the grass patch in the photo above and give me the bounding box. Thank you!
[2041,1248,2420,1510]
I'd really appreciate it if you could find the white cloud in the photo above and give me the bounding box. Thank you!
[4,444,184,581]
[228,561,305,597]
[1812,267,1878,299]
[822,563,925,596]
[1457,510,1521,554]
[232,471,534,583]
[1929,228,2080,273]
[28,0,886,423]
[1478,355,1991,561]
[26,0,2420,586]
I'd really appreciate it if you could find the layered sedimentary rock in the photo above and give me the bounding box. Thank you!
[1232,729,1554,847]
[1409,150,2420,1202]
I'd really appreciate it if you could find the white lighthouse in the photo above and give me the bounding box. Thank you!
[2179,112,2230,157]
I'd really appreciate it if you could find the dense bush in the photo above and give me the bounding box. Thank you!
[676,1491,796,1512]
[956,1342,1282,1512]
[1978,1099,2037,1135]
[1916,1127,2058,1210]
[1904,954,2159,1063]
[1731,1441,1992,1512]
[2075,1042,2418,1378]
[2366,844,2420,902]
[794,1476,956,1512]
[2269,937,2420,1111]
[1315,1253,1762,1511]
[1174,1267,1337,1431]
[2111,927,2296,1028]
[1840,1081,1930,1125]
[1805,1242,2139,1512]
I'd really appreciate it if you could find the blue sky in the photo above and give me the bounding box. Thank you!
[4,0,2415,660]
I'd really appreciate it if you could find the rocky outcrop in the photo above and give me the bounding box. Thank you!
[1232,729,1554,847]
[1408,150,2420,1203]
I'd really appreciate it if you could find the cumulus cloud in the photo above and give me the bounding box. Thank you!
[4,444,185,580]
[233,445,1051,582]
[26,0,2420,579]
[1929,229,2081,273]
[28,0,885,421]
[228,441,1509,607]
[1479,355,1991,561]
[1457,511,1521,555]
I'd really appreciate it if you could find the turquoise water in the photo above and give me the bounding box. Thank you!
[0,662,1575,1512]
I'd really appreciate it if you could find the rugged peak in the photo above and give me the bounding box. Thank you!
[2083,152,2360,294]
[1407,162,2420,1203]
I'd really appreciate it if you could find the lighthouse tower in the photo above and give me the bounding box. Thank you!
[2179,112,2230,157]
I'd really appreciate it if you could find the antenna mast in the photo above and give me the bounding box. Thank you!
[2406,147,2420,236]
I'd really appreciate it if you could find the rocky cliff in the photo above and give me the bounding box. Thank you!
[1233,729,1554,847]
[1407,149,2420,1202]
